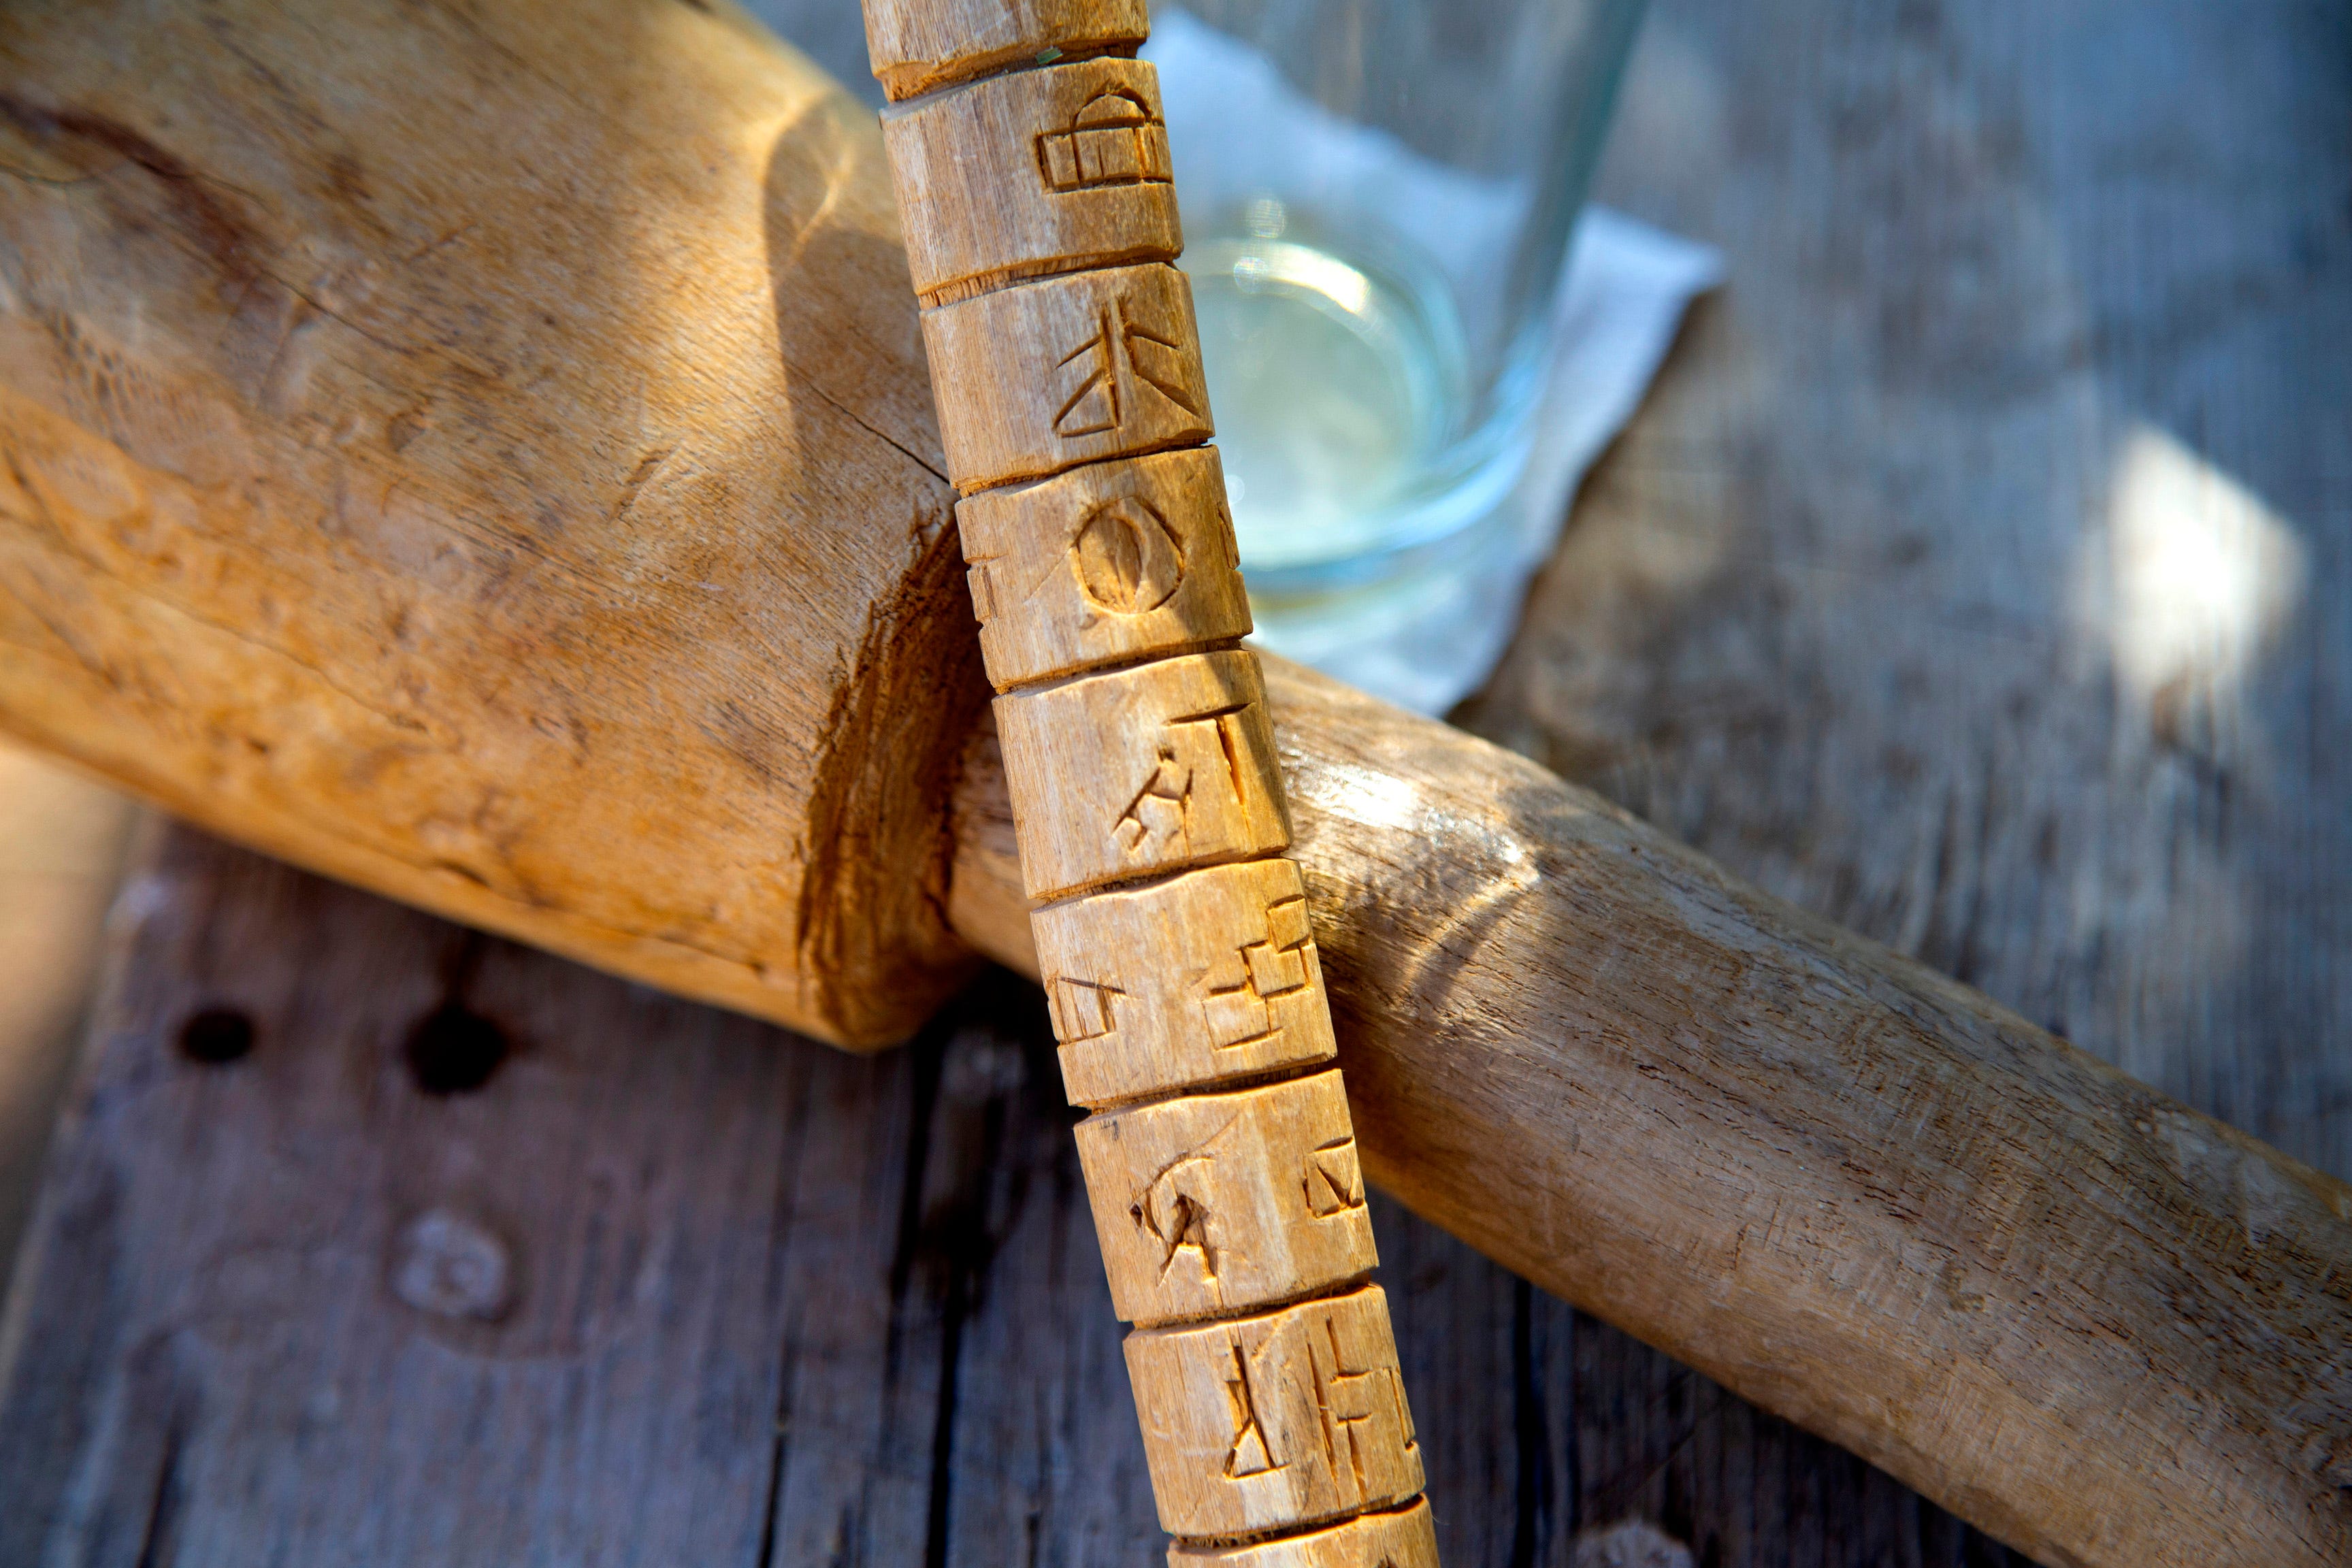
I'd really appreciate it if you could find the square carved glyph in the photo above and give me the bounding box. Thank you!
[1075,1068,1375,1324]
[1035,857,1337,1106]
[883,55,1181,300]
[958,447,1251,689]
[996,649,1287,900]
[1125,1286,1423,1539]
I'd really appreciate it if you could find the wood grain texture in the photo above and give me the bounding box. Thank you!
[1074,1068,1375,1326]
[881,12,1428,1554]
[947,651,2352,1568]
[1171,1500,1441,1568]
[921,262,1214,490]
[0,0,991,1050]
[0,742,134,1303]
[1276,657,2351,1568]
[0,1,2344,1564]
[0,826,2034,1568]
[0,828,1145,1568]
[882,56,1181,303]
[917,0,2352,1556]
[1034,856,1336,1109]
[1125,1284,1423,1539]
[859,0,1151,103]
[959,446,1251,690]
[996,650,1290,899]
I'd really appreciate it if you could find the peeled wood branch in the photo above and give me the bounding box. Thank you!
[0,5,2343,1567]
[862,9,1431,1554]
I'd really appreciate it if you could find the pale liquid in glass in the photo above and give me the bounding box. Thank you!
[1182,218,1484,588]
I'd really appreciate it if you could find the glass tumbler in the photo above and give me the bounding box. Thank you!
[1142,0,1646,638]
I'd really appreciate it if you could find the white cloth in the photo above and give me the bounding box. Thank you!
[1148,13,1723,715]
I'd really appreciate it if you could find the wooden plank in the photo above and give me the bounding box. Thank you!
[1446,0,2352,1561]
[0,22,2336,1554]
[1469,0,2352,1183]
[1,826,2026,1566]
[0,828,949,1566]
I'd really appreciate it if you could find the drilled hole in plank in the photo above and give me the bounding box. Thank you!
[404,1002,508,1096]
[177,1007,256,1066]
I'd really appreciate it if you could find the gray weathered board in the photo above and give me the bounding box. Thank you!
[3,0,2347,1565]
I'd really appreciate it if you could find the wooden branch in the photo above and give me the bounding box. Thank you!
[860,7,1430,1557]
[0,0,991,1051]
[949,661,2352,1568]
[0,5,2343,1568]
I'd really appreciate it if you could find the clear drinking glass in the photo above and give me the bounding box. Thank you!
[1141,0,1646,629]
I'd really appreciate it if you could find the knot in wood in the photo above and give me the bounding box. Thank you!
[392,1207,514,1322]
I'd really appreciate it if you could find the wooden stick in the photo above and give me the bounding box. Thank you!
[859,5,1434,1557]
[952,662,2352,1568]
[0,6,2343,1565]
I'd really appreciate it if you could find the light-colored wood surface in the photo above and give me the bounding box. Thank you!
[0,0,989,1051]
[1034,856,1336,1108]
[958,446,1251,689]
[921,262,1215,489]
[1,2,2346,1565]
[1279,659,2352,1568]
[1171,1500,1441,1568]
[860,0,1149,103]
[887,14,1429,1556]
[996,650,1290,899]
[882,56,1181,304]
[1126,1284,1423,1539]
[1074,1068,1375,1326]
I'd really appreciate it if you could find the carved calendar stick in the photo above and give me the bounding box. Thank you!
[5,6,2348,1565]
[860,4,1437,1562]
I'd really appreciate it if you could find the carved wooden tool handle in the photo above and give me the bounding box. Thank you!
[860,3,1437,1563]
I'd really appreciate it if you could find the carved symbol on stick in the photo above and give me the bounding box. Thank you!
[965,559,1000,625]
[1311,1317,1382,1499]
[1202,893,1315,1049]
[1133,1156,1216,1281]
[1048,976,1124,1042]
[1222,1341,1284,1478]
[1303,1136,1366,1218]
[1053,297,1201,440]
[1112,701,1251,858]
[1130,1112,1243,1288]
[1035,89,1173,191]
[1072,496,1186,615]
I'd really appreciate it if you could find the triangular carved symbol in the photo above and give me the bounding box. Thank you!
[1305,1139,1364,1216]
[1227,1423,1275,1477]
[1222,1343,1283,1477]
[1053,307,1122,437]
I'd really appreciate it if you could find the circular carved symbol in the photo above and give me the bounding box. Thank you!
[1071,497,1186,615]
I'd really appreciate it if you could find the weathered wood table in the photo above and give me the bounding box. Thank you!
[3,1,2345,1563]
